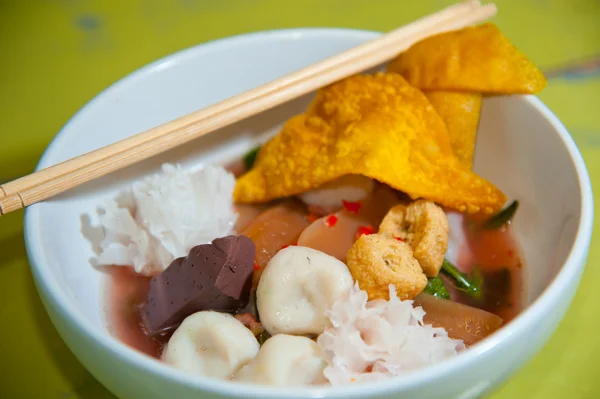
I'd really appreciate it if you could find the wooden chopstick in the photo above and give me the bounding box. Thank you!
[0,1,496,216]
[1,0,484,201]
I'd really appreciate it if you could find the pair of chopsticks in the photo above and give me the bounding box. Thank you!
[0,0,497,216]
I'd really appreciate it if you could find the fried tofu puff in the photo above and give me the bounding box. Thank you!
[379,200,449,277]
[346,234,427,300]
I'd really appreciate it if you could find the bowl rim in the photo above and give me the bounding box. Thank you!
[24,27,594,398]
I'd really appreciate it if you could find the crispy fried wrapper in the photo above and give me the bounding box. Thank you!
[425,91,482,168]
[234,73,506,214]
[387,23,547,94]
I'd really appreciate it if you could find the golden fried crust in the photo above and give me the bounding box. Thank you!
[378,204,409,239]
[379,200,449,277]
[387,24,547,171]
[234,73,506,214]
[387,23,547,94]
[346,234,427,300]
[424,91,482,169]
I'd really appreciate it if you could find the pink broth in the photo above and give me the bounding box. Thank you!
[108,268,166,358]
[455,219,523,323]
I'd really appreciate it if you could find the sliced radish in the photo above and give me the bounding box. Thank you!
[235,203,266,232]
[298,185,400,261]
[241,200,309,288]
[413,293,503,346]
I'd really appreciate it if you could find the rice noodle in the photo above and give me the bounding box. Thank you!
[93,163,237,274]
[317,283,465,385]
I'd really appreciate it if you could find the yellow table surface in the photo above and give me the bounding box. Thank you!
[0,0,598,398]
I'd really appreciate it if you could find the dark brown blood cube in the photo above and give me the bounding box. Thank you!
[141,235,255,336]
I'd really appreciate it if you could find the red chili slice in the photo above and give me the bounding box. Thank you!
[253,260,260,270]
[325,214,338,227]
[342,200,362,214]
[356,225,375,239]
[394,236,404,242]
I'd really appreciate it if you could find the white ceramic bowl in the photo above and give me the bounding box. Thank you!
[24,29,593,399]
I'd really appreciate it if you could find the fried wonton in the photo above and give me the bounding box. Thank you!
[387,23,547,94]
[234,73,506,214]
[425,91,482,168]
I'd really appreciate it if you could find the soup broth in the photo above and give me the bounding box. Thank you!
[108,208,523,358]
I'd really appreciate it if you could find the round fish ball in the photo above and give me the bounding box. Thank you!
[257,246,354,336]
[163,311,259,379]
[299,175,375,213]
[233,334,327,386]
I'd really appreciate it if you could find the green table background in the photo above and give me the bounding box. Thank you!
[0,0,598,398]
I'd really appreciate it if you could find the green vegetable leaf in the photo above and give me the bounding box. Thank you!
[483,200,519,229]
[423,276,451,299]
[441,259,483,299]
[243,146,261,170]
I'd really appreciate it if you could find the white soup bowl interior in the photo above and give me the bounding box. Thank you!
[24,28,593,399]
